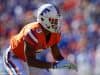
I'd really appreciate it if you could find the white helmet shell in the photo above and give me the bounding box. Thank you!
[37,4,60,33]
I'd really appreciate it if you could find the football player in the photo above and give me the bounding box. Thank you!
[3,4,76,75]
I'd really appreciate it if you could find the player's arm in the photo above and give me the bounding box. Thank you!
[50,44,77,70]
[51,44,64,61]
[24,41,55,68]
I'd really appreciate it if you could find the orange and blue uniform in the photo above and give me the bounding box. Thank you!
[10,22,60,61]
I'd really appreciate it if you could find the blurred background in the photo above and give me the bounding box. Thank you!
[0,0,100,75]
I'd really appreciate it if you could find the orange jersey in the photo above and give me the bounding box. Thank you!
[10,22,60,61]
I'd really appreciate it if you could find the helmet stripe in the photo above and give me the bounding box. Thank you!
[53,5,60,16]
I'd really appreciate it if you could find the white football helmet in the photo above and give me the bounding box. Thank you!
[37,4,61,33]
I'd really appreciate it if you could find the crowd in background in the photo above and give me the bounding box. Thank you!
[0,0,100,75]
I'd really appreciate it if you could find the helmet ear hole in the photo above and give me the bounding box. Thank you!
[41,18,44,21]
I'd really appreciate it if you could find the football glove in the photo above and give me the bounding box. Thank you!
[52,59,77,70]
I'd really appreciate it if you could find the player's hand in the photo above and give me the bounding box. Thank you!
[63,63,77,70]
[52,60,77,71]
